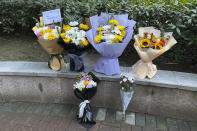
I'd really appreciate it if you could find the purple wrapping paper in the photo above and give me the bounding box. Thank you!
[86,13,136,76]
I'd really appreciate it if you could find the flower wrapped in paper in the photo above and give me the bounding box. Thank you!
[86,13,136,76]
[73,72,100,130]
[32,17,65,71]
[120,74,135,120]
[59,21,89,72]
[131,27,177,79]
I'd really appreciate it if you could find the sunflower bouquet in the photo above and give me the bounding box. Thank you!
[94,19,126,44]
[131,27,177,79]
[32,18,65,71]
[86,13,136,76]
[59,21,90,72]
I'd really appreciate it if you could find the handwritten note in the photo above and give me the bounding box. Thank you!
[42,9,61,25]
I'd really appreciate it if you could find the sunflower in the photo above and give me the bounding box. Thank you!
[40,30,46,36]
[139,38,150,48]
[154,43,163,50]
[46,28,53,33]
[63,25,71,31]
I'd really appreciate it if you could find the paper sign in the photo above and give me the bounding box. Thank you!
[42,9,61,25]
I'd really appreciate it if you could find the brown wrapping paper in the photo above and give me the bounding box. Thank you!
[131,27,177,79]
[38,38,65,71]
[85,18,91,29]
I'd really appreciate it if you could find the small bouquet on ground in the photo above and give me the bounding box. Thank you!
[131,27,177,79]
[86,13,136,76]
[120,74,135,120]
[59,21,89,72]
[73,72,100,129]
[32,18,65,71]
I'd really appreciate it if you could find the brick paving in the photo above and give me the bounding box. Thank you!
[0,102,196,131]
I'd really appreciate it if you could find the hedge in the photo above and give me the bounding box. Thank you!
[0,0,197,62]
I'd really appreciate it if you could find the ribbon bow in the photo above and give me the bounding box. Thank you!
[78,100,90,118]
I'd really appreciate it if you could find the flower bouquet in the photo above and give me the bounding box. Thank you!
[59,21,89,72]
[120,74,135,120]
[73,72,100,129]
[86,13,136,76]
[131,27,177,79]
[32,18,65,71]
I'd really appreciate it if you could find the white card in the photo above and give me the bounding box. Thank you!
[42,9,61,25]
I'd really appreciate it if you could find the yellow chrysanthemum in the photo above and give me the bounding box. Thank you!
[81,39,89,46]
[84,81,89,86]
[40,30,46,36]
[60,33,66,38]
[113,35,123,43]
[108,19,119,25]
[46,28,53,33]
[154,43,163,50]
[121,30,126,37]
[139,38,150,48]
[63,25,71,31]
[94,35,102,43]
[98,31,102,35]
[97,27,104,32]
[63,37,71,43]
[48,34,56,40]
[79,24,89,30]
[118,26,125,31]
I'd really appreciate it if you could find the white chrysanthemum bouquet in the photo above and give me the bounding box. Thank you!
[60,21,89,47]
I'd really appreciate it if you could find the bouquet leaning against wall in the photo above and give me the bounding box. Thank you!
[86,13,136,76]
[120,74,135,120]
[73,72,100,129]
[32,17,65,71]
[59,21,90,72]
[131,27,177,79]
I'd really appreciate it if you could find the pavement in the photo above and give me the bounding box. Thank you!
[0,102,196,131]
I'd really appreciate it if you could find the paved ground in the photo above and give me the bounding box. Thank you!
[0,102,196,131]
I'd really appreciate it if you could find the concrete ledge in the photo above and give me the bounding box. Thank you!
[0,61,197,121]
[0,61,196,91]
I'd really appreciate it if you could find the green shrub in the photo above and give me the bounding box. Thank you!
[0,0,196,62]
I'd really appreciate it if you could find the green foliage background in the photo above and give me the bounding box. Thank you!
[0,0,196,63]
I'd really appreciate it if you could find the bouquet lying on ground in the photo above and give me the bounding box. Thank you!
[59,21,89,72]
[32,18,65,71]
[73,72,100,130]
[131,27,177,79]
[87,13,136,76]
[120,74,135,119]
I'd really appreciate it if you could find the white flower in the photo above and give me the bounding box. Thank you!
[128,77,134,83]
[123,78,127,82]
[69,21,79,26]
[122,87,124,90]
[111,26,121,35]
[139,33,144,38]
[73,80,85,91]
[147,34,151,39]
[43,33,49,40]
[103,25,111,30]
[89,80,97,87]
[156,39,160,43]
[120,81,122,84]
